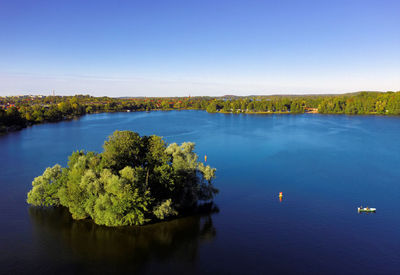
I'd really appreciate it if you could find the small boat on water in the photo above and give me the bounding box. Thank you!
[358,207,376,213]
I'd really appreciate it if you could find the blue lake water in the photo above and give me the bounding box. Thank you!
[1,111,400,274]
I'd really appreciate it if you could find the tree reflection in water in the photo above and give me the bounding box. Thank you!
[28,204,218,274]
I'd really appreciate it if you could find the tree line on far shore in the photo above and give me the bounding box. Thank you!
[1,91,400,132]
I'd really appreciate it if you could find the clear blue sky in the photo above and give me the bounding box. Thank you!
[0,0,399,96]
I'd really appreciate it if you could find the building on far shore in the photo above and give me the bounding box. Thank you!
[304,108,318,113]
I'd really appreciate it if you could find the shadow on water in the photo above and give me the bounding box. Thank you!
[28,205,218,274]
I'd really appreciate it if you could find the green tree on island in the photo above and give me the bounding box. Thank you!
[27,130,218,226]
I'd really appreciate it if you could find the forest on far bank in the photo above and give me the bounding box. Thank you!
[1,91,400,133]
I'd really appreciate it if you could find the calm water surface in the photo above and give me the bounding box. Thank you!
[1,111,400,274]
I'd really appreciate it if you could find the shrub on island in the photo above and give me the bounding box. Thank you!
[27,130,218,226]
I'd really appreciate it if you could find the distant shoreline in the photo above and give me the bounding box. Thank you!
[2,108,397,137]
[2,92,400,135]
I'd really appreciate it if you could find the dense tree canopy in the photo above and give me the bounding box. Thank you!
[2,92,400,133]
[27,131,218,226]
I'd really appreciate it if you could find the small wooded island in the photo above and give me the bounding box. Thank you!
[27,130,218,226]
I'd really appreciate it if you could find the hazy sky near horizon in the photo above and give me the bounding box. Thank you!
[0,0,399,97]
